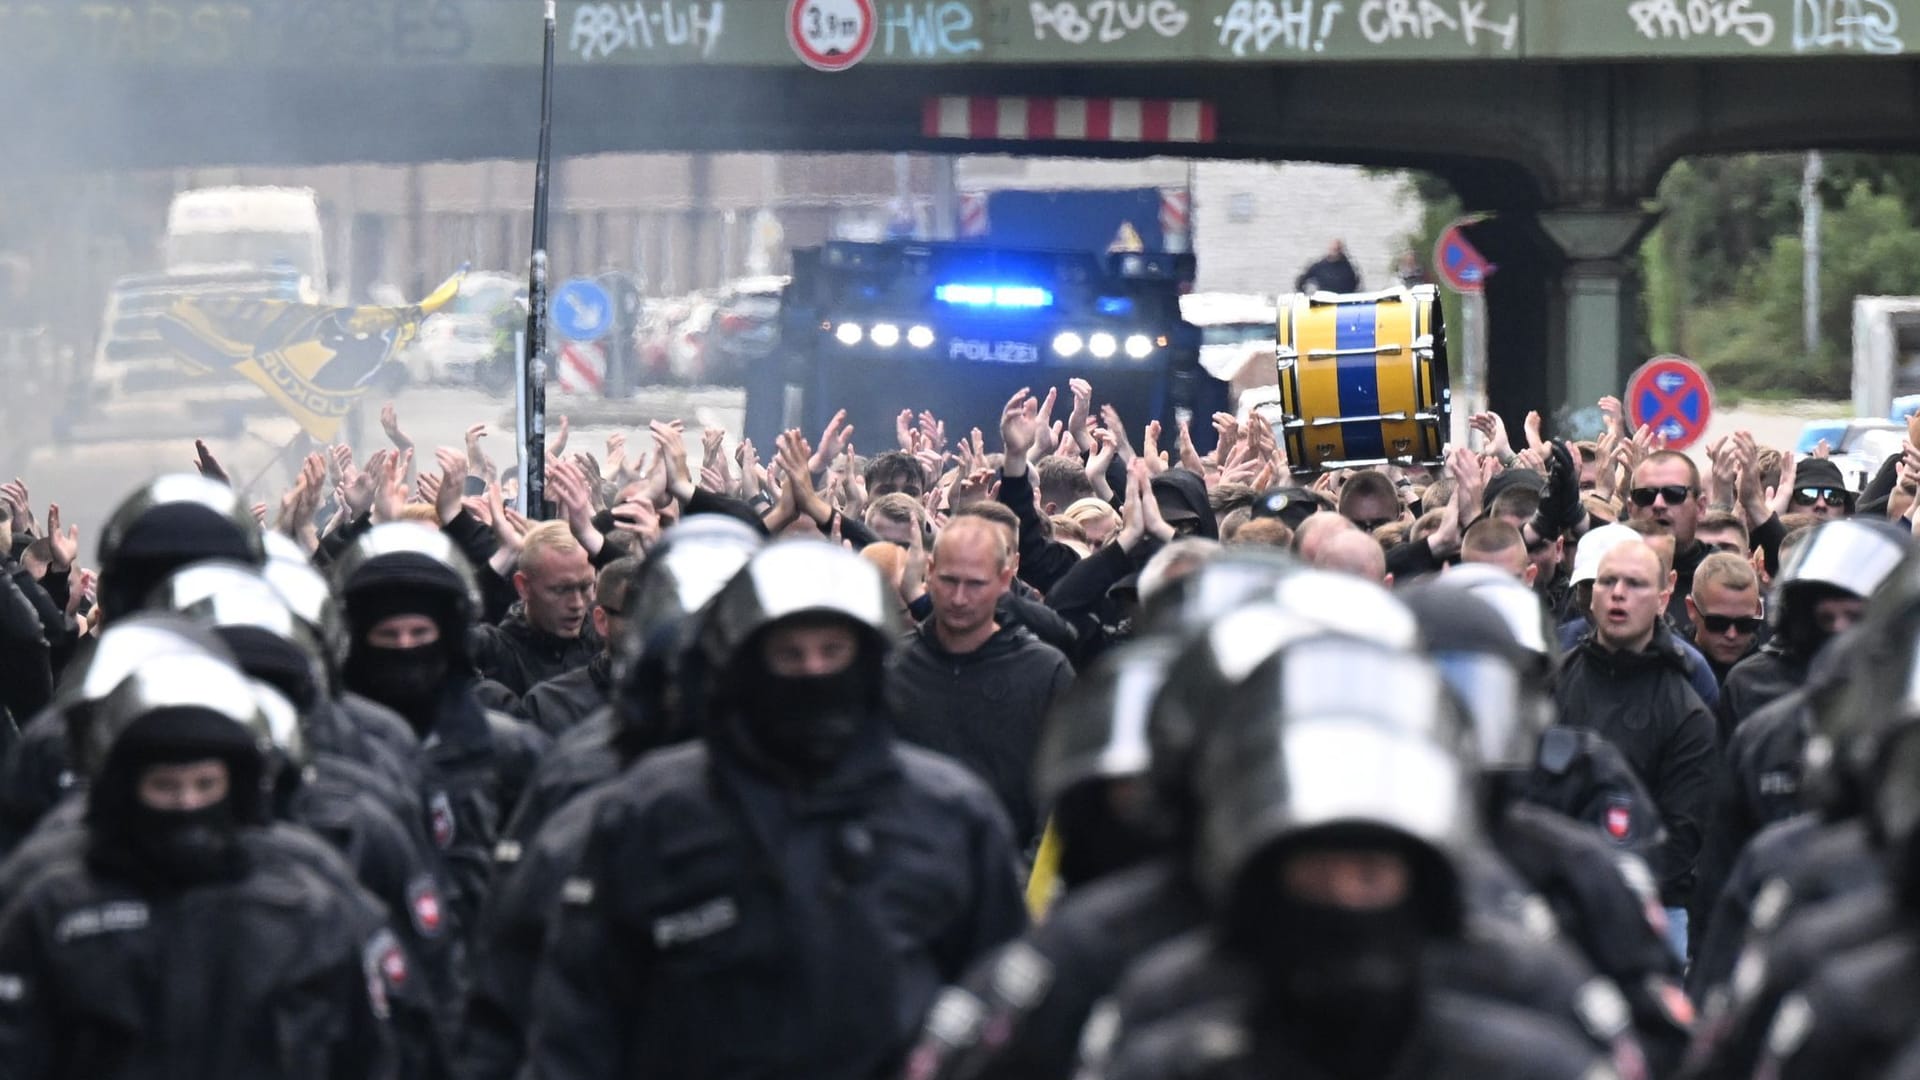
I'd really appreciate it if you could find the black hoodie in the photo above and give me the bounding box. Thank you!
[1149,468,1219,540]
[886,621,1074,845]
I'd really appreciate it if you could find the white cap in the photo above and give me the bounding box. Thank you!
[1570,523,1642,587]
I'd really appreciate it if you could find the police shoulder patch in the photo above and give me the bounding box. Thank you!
[361,929,406,1021]
[406,875,446,938]
[429,791,456,850]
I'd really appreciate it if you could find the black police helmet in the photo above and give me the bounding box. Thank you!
[96,475,266,620]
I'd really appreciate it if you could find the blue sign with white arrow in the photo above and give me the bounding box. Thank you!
[552,277,614,343]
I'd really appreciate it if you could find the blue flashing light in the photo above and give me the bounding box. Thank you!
[935,283,1054,309]
[1095,295,1134,317]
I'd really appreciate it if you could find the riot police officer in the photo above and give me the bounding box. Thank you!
[527,541,1028,1079]
[1098,634,1616,1080]
[333,526,549,930]
[460,515,764,1080]
[0,653,399,1079]
[0,476,268,851]
[898,550,1314,1080]
[148,560,460,1072]
[261,530,426,804]
[1404,566,1686,1074]
[1717,517,1906,737]
[1683,546,1920,1079]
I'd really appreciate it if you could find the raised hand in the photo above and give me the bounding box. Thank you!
[0,477,30,534]
[486,481,525,555]
[917,411,946,457]
[42,503,77,571]
[433,448,466,525]
[328,442,354,488]
[192,439,231,486]
[1176,419,1205,476]
[1523,410,1545,452]
[609,496,662,549]
[1212,412,1240,465]
[650,420,696,504]
[778,429,832,525]
[1469,412,1513,460]
[372,449,411,523]
[1067,378,1095,454]
[547,414,571,459]
[379,402,412,451]
[1099,404,1137,463]
[1029,387,1061,460]
[341,449,382,517]
[1141,420,1169,476]
[1598,395,1625,437]
[1085,427,1118,501]
[546,457,603,553]
[809,409,853,477]
[999,388,1041,463]
[896,409,917,453]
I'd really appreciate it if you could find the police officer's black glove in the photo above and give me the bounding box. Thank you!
[1531,440,1583,540]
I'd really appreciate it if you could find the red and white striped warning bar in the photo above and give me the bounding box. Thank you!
[922,97,1217,144]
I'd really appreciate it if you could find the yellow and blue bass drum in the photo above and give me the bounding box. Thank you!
[1275,284,1449,473]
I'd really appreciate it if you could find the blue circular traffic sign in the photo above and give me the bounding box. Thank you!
[552,277,614,342]
[1626,354,1714,451]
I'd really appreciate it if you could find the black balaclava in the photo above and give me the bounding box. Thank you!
[343,590,459,736]
[99,503,260,621]
[87,707,260,891]
[1778,583,1857,661]
[1052,779,1166,889]
[1234,839,1432,1080]
[723,623,883,784]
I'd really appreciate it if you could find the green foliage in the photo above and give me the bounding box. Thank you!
[1394,172,1465,376]
[1649,155,1920,399]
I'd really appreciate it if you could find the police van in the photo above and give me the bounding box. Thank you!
[746,240,1223,457]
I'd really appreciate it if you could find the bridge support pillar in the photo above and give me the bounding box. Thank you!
[1538,208,1659,426]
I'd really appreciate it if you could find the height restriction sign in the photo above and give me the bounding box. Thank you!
[788,0,875,71]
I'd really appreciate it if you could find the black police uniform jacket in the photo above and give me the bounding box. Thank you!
[415,676,551,933]
[468,606,601,699]
[1690,685,1816,949]
[903,857,1210,1080]
[515,653,612,739]
[1553,626,1717,908]
[526,728,1029,1080]
[1102,989,1615,1080]
[1686,866,1898,1080]
[1715,644,1807,744]
[0,824,400,1080]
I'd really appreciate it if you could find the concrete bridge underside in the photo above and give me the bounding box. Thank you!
[10,55,1920,425]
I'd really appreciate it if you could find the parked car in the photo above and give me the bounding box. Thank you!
[704,276,787,385]
[400,272,521,386]
[1795,416,1903,493]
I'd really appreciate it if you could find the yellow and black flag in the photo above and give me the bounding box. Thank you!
[156,271,464,441]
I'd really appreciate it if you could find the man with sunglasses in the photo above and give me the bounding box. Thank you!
[1786,457,1856,521]
[1628,450,1786,638]
[1684,552,1766,688]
